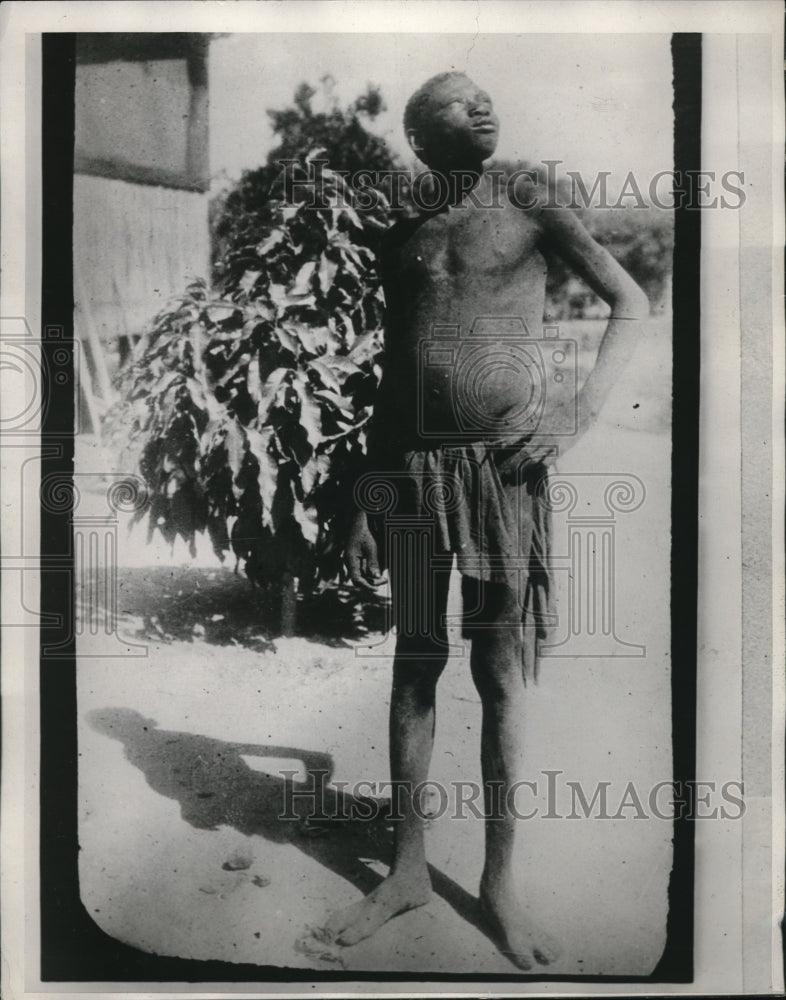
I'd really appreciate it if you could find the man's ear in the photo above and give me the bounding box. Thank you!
[406,128,425,156]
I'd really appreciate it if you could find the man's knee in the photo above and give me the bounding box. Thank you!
[394,634,450,673]
[393,649,448,708]
[467,598,524,700]
[470,634,523,697]
[462,578,523,629]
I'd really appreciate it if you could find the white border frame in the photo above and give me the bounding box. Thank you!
[1,2,783,997]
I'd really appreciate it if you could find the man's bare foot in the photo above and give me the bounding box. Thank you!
[479,886,561,970]
[323,871,432,946]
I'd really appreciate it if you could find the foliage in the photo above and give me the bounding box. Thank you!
[111,152,390,590]
[108,80,409,598]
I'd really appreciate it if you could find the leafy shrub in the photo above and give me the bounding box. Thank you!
[110,153,390,594]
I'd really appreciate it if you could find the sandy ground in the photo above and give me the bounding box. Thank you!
[77,330,675,976]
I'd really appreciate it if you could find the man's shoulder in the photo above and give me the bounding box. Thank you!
[501,170,552,216]
[376,212,444,279]
[499,170,594,249]
[380,212,442,253]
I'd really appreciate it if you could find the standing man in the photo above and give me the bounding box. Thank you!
[328,71,649,969]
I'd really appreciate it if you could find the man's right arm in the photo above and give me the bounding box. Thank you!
[344,223,400,590]
[345,379,389,590]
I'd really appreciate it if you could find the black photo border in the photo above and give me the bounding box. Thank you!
[39,31,700,986]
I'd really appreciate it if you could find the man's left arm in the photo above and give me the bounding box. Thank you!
[535,204,651,457]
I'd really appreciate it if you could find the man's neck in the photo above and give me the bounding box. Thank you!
[423,162,485,206]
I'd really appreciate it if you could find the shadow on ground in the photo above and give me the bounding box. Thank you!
[87,707,485,946]
[115,565,390,651]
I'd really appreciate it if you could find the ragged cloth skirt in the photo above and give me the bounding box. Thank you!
[364,441,555,683]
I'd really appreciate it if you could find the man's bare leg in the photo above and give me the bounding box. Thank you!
[324,570,451,946]
[469,585,561,970]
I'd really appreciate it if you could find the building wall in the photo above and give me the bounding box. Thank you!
[74,34,209,192]
[74,174,209,360]
[73,33,211,421]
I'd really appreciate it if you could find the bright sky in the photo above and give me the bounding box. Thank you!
[209,33,673,194]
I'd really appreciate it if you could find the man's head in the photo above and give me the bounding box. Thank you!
[404,72,499,169]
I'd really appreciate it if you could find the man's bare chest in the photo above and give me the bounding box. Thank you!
[394,206,543,283]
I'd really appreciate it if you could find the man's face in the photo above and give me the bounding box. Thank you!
[412,75,500,166]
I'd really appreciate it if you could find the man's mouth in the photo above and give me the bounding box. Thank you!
[472,121,497,134]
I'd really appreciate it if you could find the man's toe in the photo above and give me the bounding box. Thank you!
[503,948,534,971]
[534,935,561,964]
[335,924,364,946]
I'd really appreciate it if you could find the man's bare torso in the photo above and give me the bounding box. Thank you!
[379,177,553,446]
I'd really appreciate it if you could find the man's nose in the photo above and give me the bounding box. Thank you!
[469,100,492,117]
